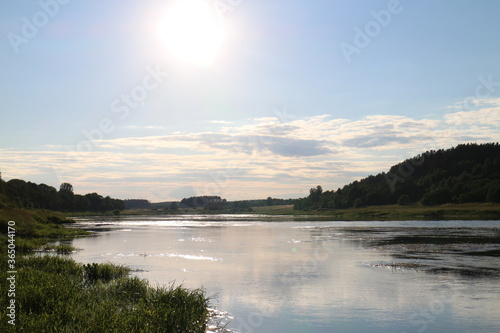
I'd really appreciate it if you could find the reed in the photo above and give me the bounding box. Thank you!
[0,208,214,332]
[0,254,212,332]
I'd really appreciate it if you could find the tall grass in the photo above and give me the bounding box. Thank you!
[0,208,214,332]
[0,255,211,332]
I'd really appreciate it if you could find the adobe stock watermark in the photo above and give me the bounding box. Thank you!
[401,284,456,333]
[384,154,425,193]
[6,0,242,54]
[198,106,296,198]
[452,74,499,112]
[213,0,243,19]
[383,73,498,193]
[340,0,410,64]
[147,106,296,204]
[7,0,71,54]
[234,237,339,332]
[6,221,17,326]
[52,65,168,182]
[278,238,338,284]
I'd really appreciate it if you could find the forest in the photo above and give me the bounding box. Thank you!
[294,143,500,210]
[0,177,124,212]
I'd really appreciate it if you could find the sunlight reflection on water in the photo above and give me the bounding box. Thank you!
[70,215,500,333]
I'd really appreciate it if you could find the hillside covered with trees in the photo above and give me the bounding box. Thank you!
[0,176,124,212]
[294,143,500,210]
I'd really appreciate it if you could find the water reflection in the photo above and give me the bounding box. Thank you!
[70,216,500,332]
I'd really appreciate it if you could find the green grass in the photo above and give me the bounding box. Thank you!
[0,255,211,332]
[0,208,87,237]
[0,208,215,332]
[251,203,500,220]
[0,208,88,254]
[111,202,500,220]
[38,243,78,254]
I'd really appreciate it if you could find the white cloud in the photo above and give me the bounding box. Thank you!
[121,125,165,130]
[210,120,233,124]
[445,108,500,126]
[1,100,499,201]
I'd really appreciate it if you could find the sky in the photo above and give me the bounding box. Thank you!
[1,0,499,201]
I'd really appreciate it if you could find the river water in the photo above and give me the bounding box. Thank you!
[68,215,500,332]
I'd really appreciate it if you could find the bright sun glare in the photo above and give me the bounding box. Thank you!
[161,0,225,67]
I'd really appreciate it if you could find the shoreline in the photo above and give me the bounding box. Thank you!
[252,203,500,220]
[70,202,500,221]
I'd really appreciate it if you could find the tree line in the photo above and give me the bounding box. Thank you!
[151,197,298,212]
[294,143,500,210]
[124,199,152,210]
[0,176,124,212]
[230,197,298,210]
[180,196,226,210]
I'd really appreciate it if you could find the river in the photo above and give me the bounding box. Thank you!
[67,215,500,332]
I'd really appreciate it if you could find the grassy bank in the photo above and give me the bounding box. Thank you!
[76,202,500,221]
[0,208,87,253]
[0,208,213,332]
[251,203,500,220]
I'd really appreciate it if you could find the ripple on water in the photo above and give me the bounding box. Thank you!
[115,252,223,261]
[207,308,236,333]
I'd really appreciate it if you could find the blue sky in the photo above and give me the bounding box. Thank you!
[1,0,499,201]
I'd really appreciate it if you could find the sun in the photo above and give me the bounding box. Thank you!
[161,0,225,67]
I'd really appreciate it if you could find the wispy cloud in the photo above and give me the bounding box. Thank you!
[122,125,165,130]
[445,102,500,126]
[210,120,233,124]
[1,99,499,201]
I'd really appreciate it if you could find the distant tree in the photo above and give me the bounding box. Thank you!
[5,179,28,207]
[38,183,58,209]
[421,189,452,206]
[397,194,410,206]
[124,199,151,209]
[308,186,323,207]
[486,185,500,203]
[0,177,123,212]
[58,184,75,211]
[458,192,475,204]
[332,195,342,209]
[74,194,91,211]
[494,155,500,170]
[60,183,74,193]
[102,196,114,211]
[0,172,4,194]
[353,198,363,208]
[194,197,208,208]
[266,197,273,206]
[180,196,223,209]
[85,193,103,211]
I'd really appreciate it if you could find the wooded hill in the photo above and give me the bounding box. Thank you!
[294,143,500,210]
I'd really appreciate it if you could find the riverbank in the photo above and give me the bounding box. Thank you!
[0,208,213,332]
[251,203,500,220]
[77,202,500,221]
